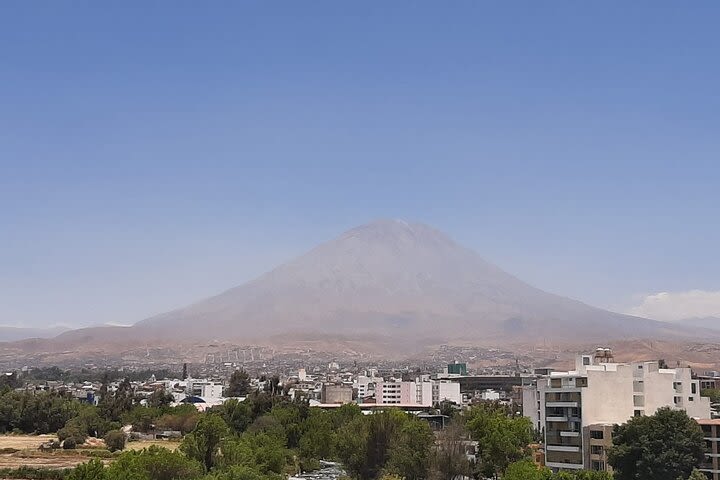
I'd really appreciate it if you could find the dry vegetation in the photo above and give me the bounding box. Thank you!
[0,434,176,472]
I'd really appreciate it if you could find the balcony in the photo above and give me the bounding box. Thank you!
[546,445,581,452]
[547,416,569,422]
[547,401,579,408]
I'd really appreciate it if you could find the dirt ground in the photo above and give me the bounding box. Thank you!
[0,434,178,473]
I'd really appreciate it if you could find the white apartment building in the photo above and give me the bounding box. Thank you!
[354,375,376,400]
[371,378,461,406]
[186,378,224,400]
[523,349,711,472]
[432,380,463,405]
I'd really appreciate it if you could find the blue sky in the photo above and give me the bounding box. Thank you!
[2,2,720,327]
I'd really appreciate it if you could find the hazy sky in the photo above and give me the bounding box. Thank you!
[2,2,720,328]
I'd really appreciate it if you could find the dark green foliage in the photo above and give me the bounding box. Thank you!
[430,421,473,480]
[62,437,77,450]
[298,408,336,461]
[66,458,106,480]
[98,378,136,422]
[701,388,720,403]
[0,390,81,434]
[465,402,533,478]
[226,370,252,397]
[263,376,281,396]
[218,399,254,434]
[105,445,204,480]
[180,414,231,471]
[503,461,613,480]
[147,388,174,408]
[218,432,288,475]
[104,429,126,452]
[608,407,705,480]
[0,466,68,479]
[336,409,434,480]
[62,404,120,440]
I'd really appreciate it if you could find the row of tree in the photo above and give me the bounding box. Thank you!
[1,370,714,480]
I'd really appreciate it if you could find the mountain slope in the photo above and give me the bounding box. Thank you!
[673,317,720,331]
[132,220,683,343]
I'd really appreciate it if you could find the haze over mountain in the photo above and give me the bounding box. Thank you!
[0,326,69,343]
[122,219,689,345]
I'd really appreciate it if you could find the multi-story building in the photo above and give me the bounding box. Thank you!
[698,419,720,480]
[447,362,468,376]
[186,378,224,400]
[321,384,353,404]
[523,349,711,472]
[371,378,461,406]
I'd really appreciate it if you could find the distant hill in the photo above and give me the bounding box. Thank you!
[0,325,69,342]
[7,220,709,354]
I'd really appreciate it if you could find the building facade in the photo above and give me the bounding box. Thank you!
[321,384,353,404]
[523,350,711,472]
[698,419,720,480]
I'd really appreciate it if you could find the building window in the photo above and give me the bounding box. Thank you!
[590,430,604,440]
[576,378,588,387]
[692,383,697,394]
[634,410,642,417]
[591,445,604,455]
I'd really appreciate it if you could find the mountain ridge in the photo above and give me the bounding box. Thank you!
[6,220,712,352]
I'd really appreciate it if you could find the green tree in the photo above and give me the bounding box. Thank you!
[384,416,434,480]
[430,421,473,480]
[337,409,433,480]
[104,429,127,452]
[608,407,705,480]
[465,403,533,478]
[148,388,174,408]
[299,408,335,463]
[66,458,107,480]
[502,460,552,480]
[701,388,720,403]
[219,399,254,434]
[104,445,204,480]
[181,414,231,471]
[98,378,136,421]
[219,431,288,474]
[227,370,252,397]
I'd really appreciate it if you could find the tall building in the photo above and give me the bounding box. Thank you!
[697,419,720,480]
[370,378,461,406]
[447,362,468,376]
[523,349,711,472]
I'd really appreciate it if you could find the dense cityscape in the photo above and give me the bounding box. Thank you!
[0,347,718,479]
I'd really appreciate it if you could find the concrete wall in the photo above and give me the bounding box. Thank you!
[582,365,635,425]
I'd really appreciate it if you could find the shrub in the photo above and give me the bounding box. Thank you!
[104,430,126,452]
[63,438,77,450]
